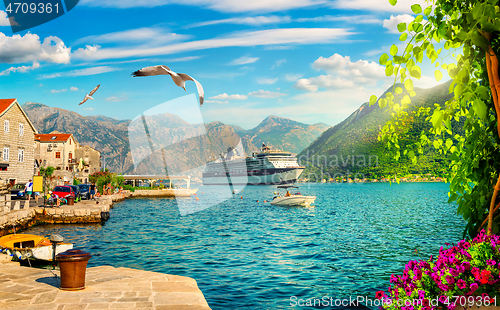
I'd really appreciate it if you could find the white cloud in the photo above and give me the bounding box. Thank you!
[73,28,354,61]
[0,33,71,64]
[285,73,303,82]
[189,15,291,28]
[75,27,189,45]
[209,93,248,100]
[230,56,259,65]
[70,87,79,91]
[257,77,278,84]
[83,107,94,110]
[0,62,39,76]
[0,11,10,26]
[271,59,286,70]
[82,0,327,13]
[72,44,100,59]
[106,95,128,102]
[51,89,67,93]
[331,0,427,14]
[248,90,287,98]
[205,100,229,104]
[383,14,415,33]
[296,15,381,24]
[40,66,120,79]
[413,75,441,89]
[295,53,389,92]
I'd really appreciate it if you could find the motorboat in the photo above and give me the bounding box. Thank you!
[270,185,316,207]
[0,234,73,262]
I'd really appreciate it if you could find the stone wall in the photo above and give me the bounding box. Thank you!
[0,102,36,184]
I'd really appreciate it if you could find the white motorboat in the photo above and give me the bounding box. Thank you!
[270,185,316,207]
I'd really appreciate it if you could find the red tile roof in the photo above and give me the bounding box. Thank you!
[0,99,16,114]
[35,134,72,142]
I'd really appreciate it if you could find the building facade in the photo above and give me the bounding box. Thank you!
[75,145,101,184]
[0,99,37,185]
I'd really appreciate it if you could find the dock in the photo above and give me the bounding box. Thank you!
[0,255,211,309]
[0,193,130,237]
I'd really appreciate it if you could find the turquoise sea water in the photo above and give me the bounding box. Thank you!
[25,182,465,309]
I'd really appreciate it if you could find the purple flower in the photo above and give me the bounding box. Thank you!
[446,275,455,285]
[439,295,449,303]
[487,259,496,266]
[418,290,425,300]
[449,268,460,277]
[470,283,478,293]
[456,279,467,289]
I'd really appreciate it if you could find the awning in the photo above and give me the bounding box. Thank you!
[0,163,8,168]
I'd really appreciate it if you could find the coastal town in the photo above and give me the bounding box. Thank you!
[0,98,101,188]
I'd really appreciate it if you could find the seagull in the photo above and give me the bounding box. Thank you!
[79,84,100,105]
[132,65,204,106]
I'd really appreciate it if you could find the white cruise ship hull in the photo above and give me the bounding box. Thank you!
[203,167,304,185]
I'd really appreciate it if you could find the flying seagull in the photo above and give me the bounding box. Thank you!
[79,84,100,105]
[132,65,204,106]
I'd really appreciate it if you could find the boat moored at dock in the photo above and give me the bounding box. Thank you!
[0,234,73,262]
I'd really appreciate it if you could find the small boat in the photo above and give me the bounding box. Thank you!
[0,234,73,262]
[270,185,316,207]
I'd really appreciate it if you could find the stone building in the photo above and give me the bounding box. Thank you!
[74,145,101,184]
[0,99,37,185]
[35,132,78,185]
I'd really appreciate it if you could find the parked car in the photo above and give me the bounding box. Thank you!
[52,186,75,199]
[69,185,82,202]
[10,183,27,200]
[77,184,90,200]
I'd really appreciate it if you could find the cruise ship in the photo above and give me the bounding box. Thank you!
[202,143,304,185]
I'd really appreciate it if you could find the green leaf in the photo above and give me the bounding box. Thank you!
[395,87,403,94]
[423,6,432,15]
[476,85,489,100]
[473,99,488,120]
[379,98,387,108]
[410,66,421,79]
[415,15,423,23]
[390,44,398,56]
[399,33,408,41]
[431,110,444,128]
[411,4,422,14]
[389,0,397,6]
[379,53,389,65]
[397,22,406,32]
[471,32,490,52]
[404,79,414,91]
[435,70,443,81]
[369,95,377,106]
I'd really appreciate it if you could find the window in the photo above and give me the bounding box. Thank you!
[19,124,24,136]
[18,149,23,163]
[69,152,72,160]
[55,152,61,159]
[3,147,8,161]
[4,120,8,132]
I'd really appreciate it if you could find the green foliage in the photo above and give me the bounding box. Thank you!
[73,178,81,185]
[39,166,55,178]
[376,0,500,238]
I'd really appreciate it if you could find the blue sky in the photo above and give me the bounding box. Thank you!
[0,0,446,129]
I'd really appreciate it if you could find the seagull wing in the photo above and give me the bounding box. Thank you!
[89,84,100,96]
[79,96,88,105]
[178,73,205,106]
[132,65,172,77]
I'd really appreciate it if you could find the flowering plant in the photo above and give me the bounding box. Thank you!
[378,230,500,310]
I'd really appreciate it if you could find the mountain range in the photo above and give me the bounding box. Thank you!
[22,102,329,175]
[299,80,457,180]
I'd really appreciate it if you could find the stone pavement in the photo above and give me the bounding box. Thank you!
[0,257,211,310]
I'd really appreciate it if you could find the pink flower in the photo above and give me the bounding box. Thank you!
[470,283,478,293]
[456,279,466,289]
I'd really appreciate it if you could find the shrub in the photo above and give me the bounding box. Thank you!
[379,230,500,310]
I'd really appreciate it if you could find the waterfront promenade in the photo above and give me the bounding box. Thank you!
[0,192,131,236]
[0,254,211,309]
